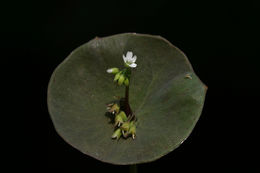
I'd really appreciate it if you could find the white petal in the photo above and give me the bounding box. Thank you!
[107,68,113,73]
[131,55,137,63]
[122,55,127,63]
[126,51,133,59]
[129,63,137,68]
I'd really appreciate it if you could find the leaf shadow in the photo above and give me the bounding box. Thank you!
[105,112,115,124]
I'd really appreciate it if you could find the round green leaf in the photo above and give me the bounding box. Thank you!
[47,33,207,165]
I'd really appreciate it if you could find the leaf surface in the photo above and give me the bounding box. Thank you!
[47,33,207,165]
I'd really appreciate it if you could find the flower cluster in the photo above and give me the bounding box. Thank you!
[107,103,136,140]
[106,51,137,140]
[113,70,130,86]
[107,51,137,86]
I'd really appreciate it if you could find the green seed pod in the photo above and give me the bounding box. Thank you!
[108,103,120,114]
[111,128,122,140]
[122,131,129,138]
[130,121,134,127]
[114,72,121,82]
[118,74,125,85]
[115,114,123,127]
[118,111,127,121]
[129,124,136,139]
[120,122,130,131]
[107,68,119,74]
[124,78,129,86]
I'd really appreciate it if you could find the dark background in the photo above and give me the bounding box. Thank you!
[3,0,259,172]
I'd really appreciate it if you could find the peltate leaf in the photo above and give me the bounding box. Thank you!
[47,33,207,165]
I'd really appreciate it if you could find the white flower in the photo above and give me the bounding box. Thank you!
[123,51,137,68]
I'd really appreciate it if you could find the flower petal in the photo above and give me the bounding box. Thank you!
[107,68,113,73]
[122,55,127,63]
[129,63,137,68]
[126,51,133,59]
[131,55,137,63]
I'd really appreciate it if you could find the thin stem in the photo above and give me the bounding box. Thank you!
[129,164,137,173]
[125,85,132,116]
[124,67,134,118]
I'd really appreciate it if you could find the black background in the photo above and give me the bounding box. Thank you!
[3,0,259,172]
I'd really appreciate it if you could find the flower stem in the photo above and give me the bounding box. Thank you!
[125,85,132,116]
[124,67,133,117]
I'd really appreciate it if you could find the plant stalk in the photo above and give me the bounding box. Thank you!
[125,85,132,116]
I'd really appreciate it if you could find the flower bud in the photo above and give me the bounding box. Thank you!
[111,128,122,140]
[114,72,121,82]
[107,68,119,74]
[117,111,127,122]
[124,78,129,86]
[120,122,130,131]
[118,74,125,85]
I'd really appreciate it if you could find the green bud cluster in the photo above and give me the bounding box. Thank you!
[107,67,131,86]
[108,103,136,140]
[114,71,130,86]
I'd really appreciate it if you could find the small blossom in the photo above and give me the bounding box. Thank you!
[123,51,137,68]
